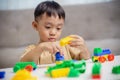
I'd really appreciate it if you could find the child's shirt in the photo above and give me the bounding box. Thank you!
[20,44,81,64]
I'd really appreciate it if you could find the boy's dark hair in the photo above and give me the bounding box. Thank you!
[34,1,65,21]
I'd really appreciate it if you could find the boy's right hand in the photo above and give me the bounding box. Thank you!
[38,42,63,55]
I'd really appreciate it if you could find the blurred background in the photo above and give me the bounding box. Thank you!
[0,0,120,68]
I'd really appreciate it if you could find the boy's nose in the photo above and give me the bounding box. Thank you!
[50,29,56,36]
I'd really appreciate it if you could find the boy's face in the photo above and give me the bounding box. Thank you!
[33,13,64,42]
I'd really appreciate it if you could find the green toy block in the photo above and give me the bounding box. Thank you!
[13,62,37,73]
[68,67,80,77]
[45,59,86,78]
[92,62,101,75]
[94,48,102,54]
[73,59,86,68]
[112,65,120,74]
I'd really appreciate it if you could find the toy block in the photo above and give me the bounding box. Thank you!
[45,59,86,78]
[94,48,102,54]
[102,49,111,54]
[55,52,64,61]
[108,54,114,61]
[112,65,120,74]
[92,62,101,75]
[98,56,106,63]
[13,62,37,73]
[60,36,73,46]
[0,71,5,79]
[25,65,33,72]
[51,68,70,78]
[92,74,101,79]
[68,67,80,77]
[11,69,37,80]
[92,62,101,79]
[92,48,114,63]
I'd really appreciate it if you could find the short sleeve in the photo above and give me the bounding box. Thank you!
[20,45,36,58]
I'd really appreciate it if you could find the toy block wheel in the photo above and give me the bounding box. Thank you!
[108,54,114,61]
[25,65,33,72]
[92,56,98,62]
[98,56,106,63]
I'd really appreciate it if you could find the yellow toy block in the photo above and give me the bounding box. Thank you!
[11,69,37,80]
[55,61,63,64]
[93,56,99,61]
[60,36,73,46]
[51,68,70,78]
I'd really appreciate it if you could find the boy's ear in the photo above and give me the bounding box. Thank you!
[32,21,38,31]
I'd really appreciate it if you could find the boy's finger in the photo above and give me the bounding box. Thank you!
[56,45,63,55]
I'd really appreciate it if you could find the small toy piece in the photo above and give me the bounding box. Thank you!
[92,48,114,63]
[0,71,5,79]
[112,65,120,74]
[55,52,64,64]
[13,62,37,73]
[11,69,37,80]
[45,59,86,78]
[92,62,101,79]
[25,65,33,72]
[60,36,73,46]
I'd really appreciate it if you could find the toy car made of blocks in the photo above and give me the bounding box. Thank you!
[13,62,37,73]
[45,59,86,78]
[92,48,114,63]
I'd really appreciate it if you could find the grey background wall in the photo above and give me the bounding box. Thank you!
[0,0,120,68]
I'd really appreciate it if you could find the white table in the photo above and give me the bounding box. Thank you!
[0,55,120,80]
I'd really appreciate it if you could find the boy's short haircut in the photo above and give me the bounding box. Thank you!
[34,1,65,21]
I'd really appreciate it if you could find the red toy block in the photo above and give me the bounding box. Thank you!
[92,74,101,79]
[98,56,106,63]
[25,65,33,72]
[108,54,114,61]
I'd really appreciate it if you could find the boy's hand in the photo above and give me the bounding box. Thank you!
[38,42,63,55]
[68,35,85,48]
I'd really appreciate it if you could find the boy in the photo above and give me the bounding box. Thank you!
[20,1,90,64]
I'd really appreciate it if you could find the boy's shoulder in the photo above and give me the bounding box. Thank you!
[25,44,36,52]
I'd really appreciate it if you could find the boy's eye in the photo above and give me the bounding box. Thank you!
[57,28,61,30]
[45,26,51,29]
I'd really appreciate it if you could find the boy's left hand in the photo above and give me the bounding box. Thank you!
[68,35,85,48]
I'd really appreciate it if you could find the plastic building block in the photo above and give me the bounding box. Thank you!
[60,36,73,46]
[11,69,37,80]
[92,62,101,79]
[98,56,106,63]
[25,65,33,72]
[68,67,80,77]
[92,62,101,75]
[13,62,37,73]
[55,52,64,61]
[92,48,114,63]
[92,74,101,79]
[0,71,5,79]
[51,68,70,78]
[112,65,120,74]
[55,52,64,64]
[108,54,114,61]
[45,59,86,78]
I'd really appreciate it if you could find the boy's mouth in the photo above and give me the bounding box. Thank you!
[48,38,56,42]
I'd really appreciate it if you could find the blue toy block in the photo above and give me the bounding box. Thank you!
[55,52,64,61]
[102,49,111,55]
[0,71,5,79]
[94,52,102,56]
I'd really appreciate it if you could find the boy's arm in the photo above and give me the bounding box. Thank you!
[20,45,42,64]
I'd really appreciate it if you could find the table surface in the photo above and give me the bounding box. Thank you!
[0,55,120,80]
